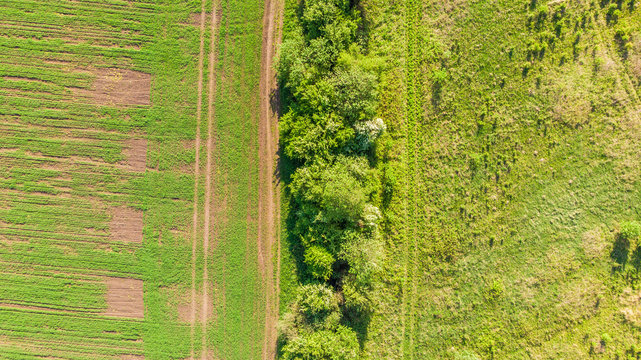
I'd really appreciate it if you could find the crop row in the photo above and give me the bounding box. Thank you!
[0,0,157,33]
[0,273,106,311]
[0,0,200,358]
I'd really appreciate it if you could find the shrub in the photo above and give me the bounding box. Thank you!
[305,245,335,281]
[620,221,641,249]
[329,67,378,123]
[354,118,386,151]
[296,283,339,323]
[281,326,359,360]
[485,279,505,302]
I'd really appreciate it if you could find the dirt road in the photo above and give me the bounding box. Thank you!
[190,4,206,360]
[258,0,283,358]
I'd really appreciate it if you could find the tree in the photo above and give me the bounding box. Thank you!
[301,0,351,40]
[281,326,359,360]
[305,245,335,281]
[329,68,378,123]
[296,283,339,325]
[290,156,372,223]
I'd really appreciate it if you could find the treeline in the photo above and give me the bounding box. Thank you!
[277,0,384,358]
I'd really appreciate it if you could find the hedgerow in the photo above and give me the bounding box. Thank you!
[278,0,383,356]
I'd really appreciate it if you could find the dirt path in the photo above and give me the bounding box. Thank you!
[191,4,206,360]
[258,0,283,358]
[202,1,221,359]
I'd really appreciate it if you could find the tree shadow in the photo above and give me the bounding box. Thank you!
[431,81,442,109]
[630,245,641,272]
[343,307,372,348]
[610,233,631,269]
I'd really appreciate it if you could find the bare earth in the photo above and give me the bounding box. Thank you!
[123,138,147,172]
[103,277,144,319]
[201,1,221,358]
[258,0,284,359]
[110,207,144,243]
[73,68,151,106]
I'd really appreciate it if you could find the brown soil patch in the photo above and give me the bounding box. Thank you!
[121,356,144,360]
[123,138,147,172]
[73,68,151,106]
[103,277,144,318]
[110,207,143,243]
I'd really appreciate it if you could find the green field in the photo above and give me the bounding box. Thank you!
[3,0,641,359]
[0,0,276,358]
[363,0,641,358]
[274,0,641,359]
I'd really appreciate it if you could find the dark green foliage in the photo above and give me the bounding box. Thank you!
[612,221,641,266]
[329,67,378,123]
[620,221,641,245]
[305,245,336,281]
[281,325,360,360]
[279,0,383,357]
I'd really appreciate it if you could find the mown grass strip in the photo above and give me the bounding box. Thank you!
[401,0,421,358]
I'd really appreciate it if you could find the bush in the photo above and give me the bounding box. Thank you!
[354,118,386,151]
[485,280,505,303]
[620,221,641,249]
[305,245,335,281]
[281,326,359,360]
[297,284,338,317]
[329,68,378,123]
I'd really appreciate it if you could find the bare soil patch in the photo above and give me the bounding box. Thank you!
[103,277,144,319]
[581,227,610,260]
[110,207,143,243]
[73,68,151,106]
[123,138,147,172]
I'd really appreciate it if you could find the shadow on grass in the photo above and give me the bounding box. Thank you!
[611,233,631,269]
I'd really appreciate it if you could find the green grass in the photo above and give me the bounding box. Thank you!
[206,0,266,358]
[362,0,641,358]
[0,0,271,358]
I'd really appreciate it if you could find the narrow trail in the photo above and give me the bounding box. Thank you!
[401,0,420,358]
[258,0,283,358]
[202,2,221,359]
[190,4,207,360]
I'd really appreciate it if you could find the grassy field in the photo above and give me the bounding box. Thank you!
[362,0,641,358]
[0,0,275,358]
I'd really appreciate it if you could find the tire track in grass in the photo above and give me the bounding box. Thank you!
[401,0,420,358]
[258,0,283,358]
[191,3,207,359]
[202,1,221,359]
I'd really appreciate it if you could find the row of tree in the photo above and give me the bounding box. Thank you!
[277,0,384,358]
